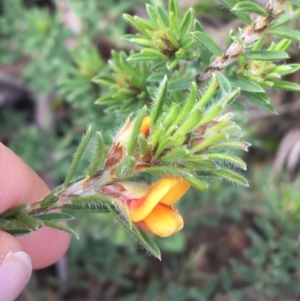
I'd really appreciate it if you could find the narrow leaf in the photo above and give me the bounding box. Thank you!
[192,31,223,56]
[270,28,300,42]
[43,220,79,239]
[63,206,109,213]
[168,0,179,19]
[128,106,148,156]
[157,6,169,27]
[34,212,74,222]
[272,81,300,91]
[63,126,92,188]
[168,77,192,91]
[71,195,113,208]
[5,229,32,237]
[151,76,168,124]
[180,8,194,41]
[108,206,161,259]
[146,4,159,27]
[15,211,43,231]
[161,146,189,163]
[116,156,136,178]
[242,91,276,114]
[86,132,104,177]
[212,168,249,186]
[0,203,28,218]
[139,134,149,156]
[0,218,9,228]
[173,82,197,126]
[204,153,247,170]
[220,0,238,9]
[246,50,289,61]
[232,1,267,16]
[39,193,59,208]
[216,72,231,94]
[229,77,264,93]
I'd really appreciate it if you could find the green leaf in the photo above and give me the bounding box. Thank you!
[168,0,179,19]
[173,107,202,139]
[15,211,43,231]
[86,132,104,177]
[39,193,59,208]
[192,133,227,152]
[124,37,153,48]
[107,206,161,259]
[212,167,249,186]
[169,11,180,38]
[5,229,32,237]
[147,72,165,82]
[192,31,223,56]
[143,166,208,190]
[161,146,189,163]
[246,50,289,61]
[272,80,300,91]
[139,134,149,156]
[204,153,247,170]
[168,77,192,91]
[216,72,231,94]
[163,104,180,128]
[71,195,113,208]
[146,4,158,27]
[42,220,79,239]
[0,203,28,218]
[0,218,9,228]
[151,75,168,124]
[116,156,136,178]
[194,20,204,32]
[166,57,179,70]
[269,13,290,29]
[197,73,218,107]
[137,229,162,259]
[242,91,276,114]
[63,206,109,213]
[128,106,148,156]
[157,6,169,28]
[270,28,300,42]
[220,0,238,9]
[227,88,240,105]
[229,76,264,93]
[63,126,92,188]
[34,212,74,222]
[276,64,300,76]
[185,175,209,190]
[232,1,267,16]
[180,8,194,41]
[173,81,197,126]
[127,49,167,61]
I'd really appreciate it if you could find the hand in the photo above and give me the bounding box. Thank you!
[0,143,70,301]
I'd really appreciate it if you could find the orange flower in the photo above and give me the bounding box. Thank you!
[122,177,190,237]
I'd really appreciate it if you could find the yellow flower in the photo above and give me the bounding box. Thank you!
[122,177,190,237]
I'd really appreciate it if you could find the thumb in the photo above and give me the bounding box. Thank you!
[0,231,32,301]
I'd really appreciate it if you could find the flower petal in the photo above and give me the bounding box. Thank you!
[128,177,190,222]
[129,177,187,222]
[135,203,184,237]
[159,178,191,205]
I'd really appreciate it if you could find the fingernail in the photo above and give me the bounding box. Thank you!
[0,251,32,301]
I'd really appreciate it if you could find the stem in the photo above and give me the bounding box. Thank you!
[196,0,285,82]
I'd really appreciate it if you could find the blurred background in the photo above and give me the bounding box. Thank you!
[1,0,300,300]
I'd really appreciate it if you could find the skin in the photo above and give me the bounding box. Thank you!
[0,142,70,268]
